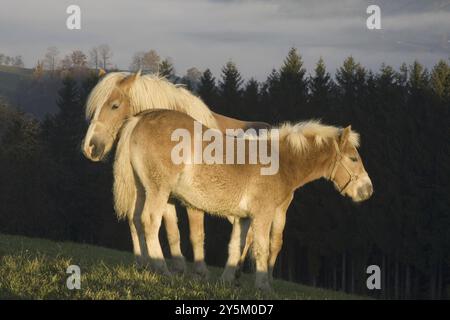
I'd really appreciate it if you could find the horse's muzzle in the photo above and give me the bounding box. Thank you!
[82,136,105,162]
[357,183,373,201]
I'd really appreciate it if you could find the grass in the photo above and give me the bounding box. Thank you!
[0,234,364,300]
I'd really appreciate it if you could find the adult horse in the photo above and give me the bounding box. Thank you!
[111,109,373,290]
[82,71,268,276]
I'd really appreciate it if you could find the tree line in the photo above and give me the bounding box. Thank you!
[0,54,24,68]
[32,46,201,87]
[0,48,449,299]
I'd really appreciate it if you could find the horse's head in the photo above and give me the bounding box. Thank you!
[328,126,373,202]
[82,71,140,161]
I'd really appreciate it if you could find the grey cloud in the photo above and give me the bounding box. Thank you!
[0,0,449,80]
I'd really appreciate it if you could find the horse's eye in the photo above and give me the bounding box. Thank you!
[350,157,358,162]
[111,104,119,110]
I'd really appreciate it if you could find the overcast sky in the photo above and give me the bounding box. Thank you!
[1,0,449,80]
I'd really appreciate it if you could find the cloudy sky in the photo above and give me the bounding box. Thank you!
[1,0,449,80]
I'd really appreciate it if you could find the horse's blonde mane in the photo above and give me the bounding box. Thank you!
[86,72,129,120]
[274,120,360,153]
[113,116,141,220]
[86,72,219,129]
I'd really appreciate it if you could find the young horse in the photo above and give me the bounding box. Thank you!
[117,109,373,290]
[82,71,268,276]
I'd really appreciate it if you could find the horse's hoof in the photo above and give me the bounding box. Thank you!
[221,269,237,284]
[148,260,171,277]
[193,261,210,279]
[134,257,147,270]
[171,257,187,274]
[256,282,272,293]
[235,265,243,279]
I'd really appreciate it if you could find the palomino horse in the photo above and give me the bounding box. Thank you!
[114,109,373,290]
[82,71,268,276]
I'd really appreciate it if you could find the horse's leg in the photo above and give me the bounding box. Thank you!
[268,195,292,282]
[187,207,209,278]
[141,184,171,276]
[128,180,147,268]
[236,227,253,279]
[221,217,251,283]
[252,215,272,291]
[268,209,287,282]
[163,203,186,274]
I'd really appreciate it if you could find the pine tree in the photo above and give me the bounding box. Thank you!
[219,61,243,116]
[408,60,429,108]
[430,60,450,102]
[260,69,280,121]
[47,75,85,162]
[335,56,367,112]
[198,69,218,108]
[409,60,428,91]
[278,48,308,120]
[242,78,260,119]
[159,58,175,80]
[309,57,334,117]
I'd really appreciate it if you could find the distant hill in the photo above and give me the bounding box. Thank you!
[0,65,61,119]
[0,65,33,98]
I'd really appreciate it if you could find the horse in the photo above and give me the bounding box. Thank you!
[113,108,373,290]
[82,70,268,277]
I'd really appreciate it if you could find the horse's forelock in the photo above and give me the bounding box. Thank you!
[85,72,129,120]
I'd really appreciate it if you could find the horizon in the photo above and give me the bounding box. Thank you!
[0,0,449,81]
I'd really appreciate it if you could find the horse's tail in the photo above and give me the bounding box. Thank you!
[113,116,141,220]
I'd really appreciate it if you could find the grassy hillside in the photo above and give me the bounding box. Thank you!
[0,65,32,97]
[0,234,364,300]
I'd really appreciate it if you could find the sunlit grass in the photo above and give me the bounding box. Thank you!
[0,234,364,300]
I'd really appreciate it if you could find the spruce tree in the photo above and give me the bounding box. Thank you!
[159,58,175,80]
[309,57,334,117]
[430,60,450,102]
[198,69,218,108]
[335,56,367,114]
[242,78,260,119]
[219,61,243,116]
[278,48,308,120]
[408,60,429,108]
[42,75,86,164]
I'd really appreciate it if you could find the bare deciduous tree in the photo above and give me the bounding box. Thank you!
[186,67,202,83]
[129,51,145,72]
[71,50,87,68]
[98,44,113,70]
[44,46,59,72]
[129,49,161,73]
[12,55,24,68]
[89,47,100,70]
[60,55,72,70]
[142,50,160,73]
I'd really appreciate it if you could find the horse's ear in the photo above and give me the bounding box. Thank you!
[339,125,351,147]
[134,69,142,80]
[98,68,107,78]
[119,71,141,91]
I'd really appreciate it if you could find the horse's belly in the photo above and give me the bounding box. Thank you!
[172,177,246,218]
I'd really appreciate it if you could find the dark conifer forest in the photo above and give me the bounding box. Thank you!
[0,48,449,299]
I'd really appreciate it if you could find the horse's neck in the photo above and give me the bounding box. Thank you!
[281,140,333,189]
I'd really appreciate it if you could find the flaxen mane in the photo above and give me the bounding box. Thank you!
[85,72,219,129]
[270,120,360,152]
[113,116,141,220]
